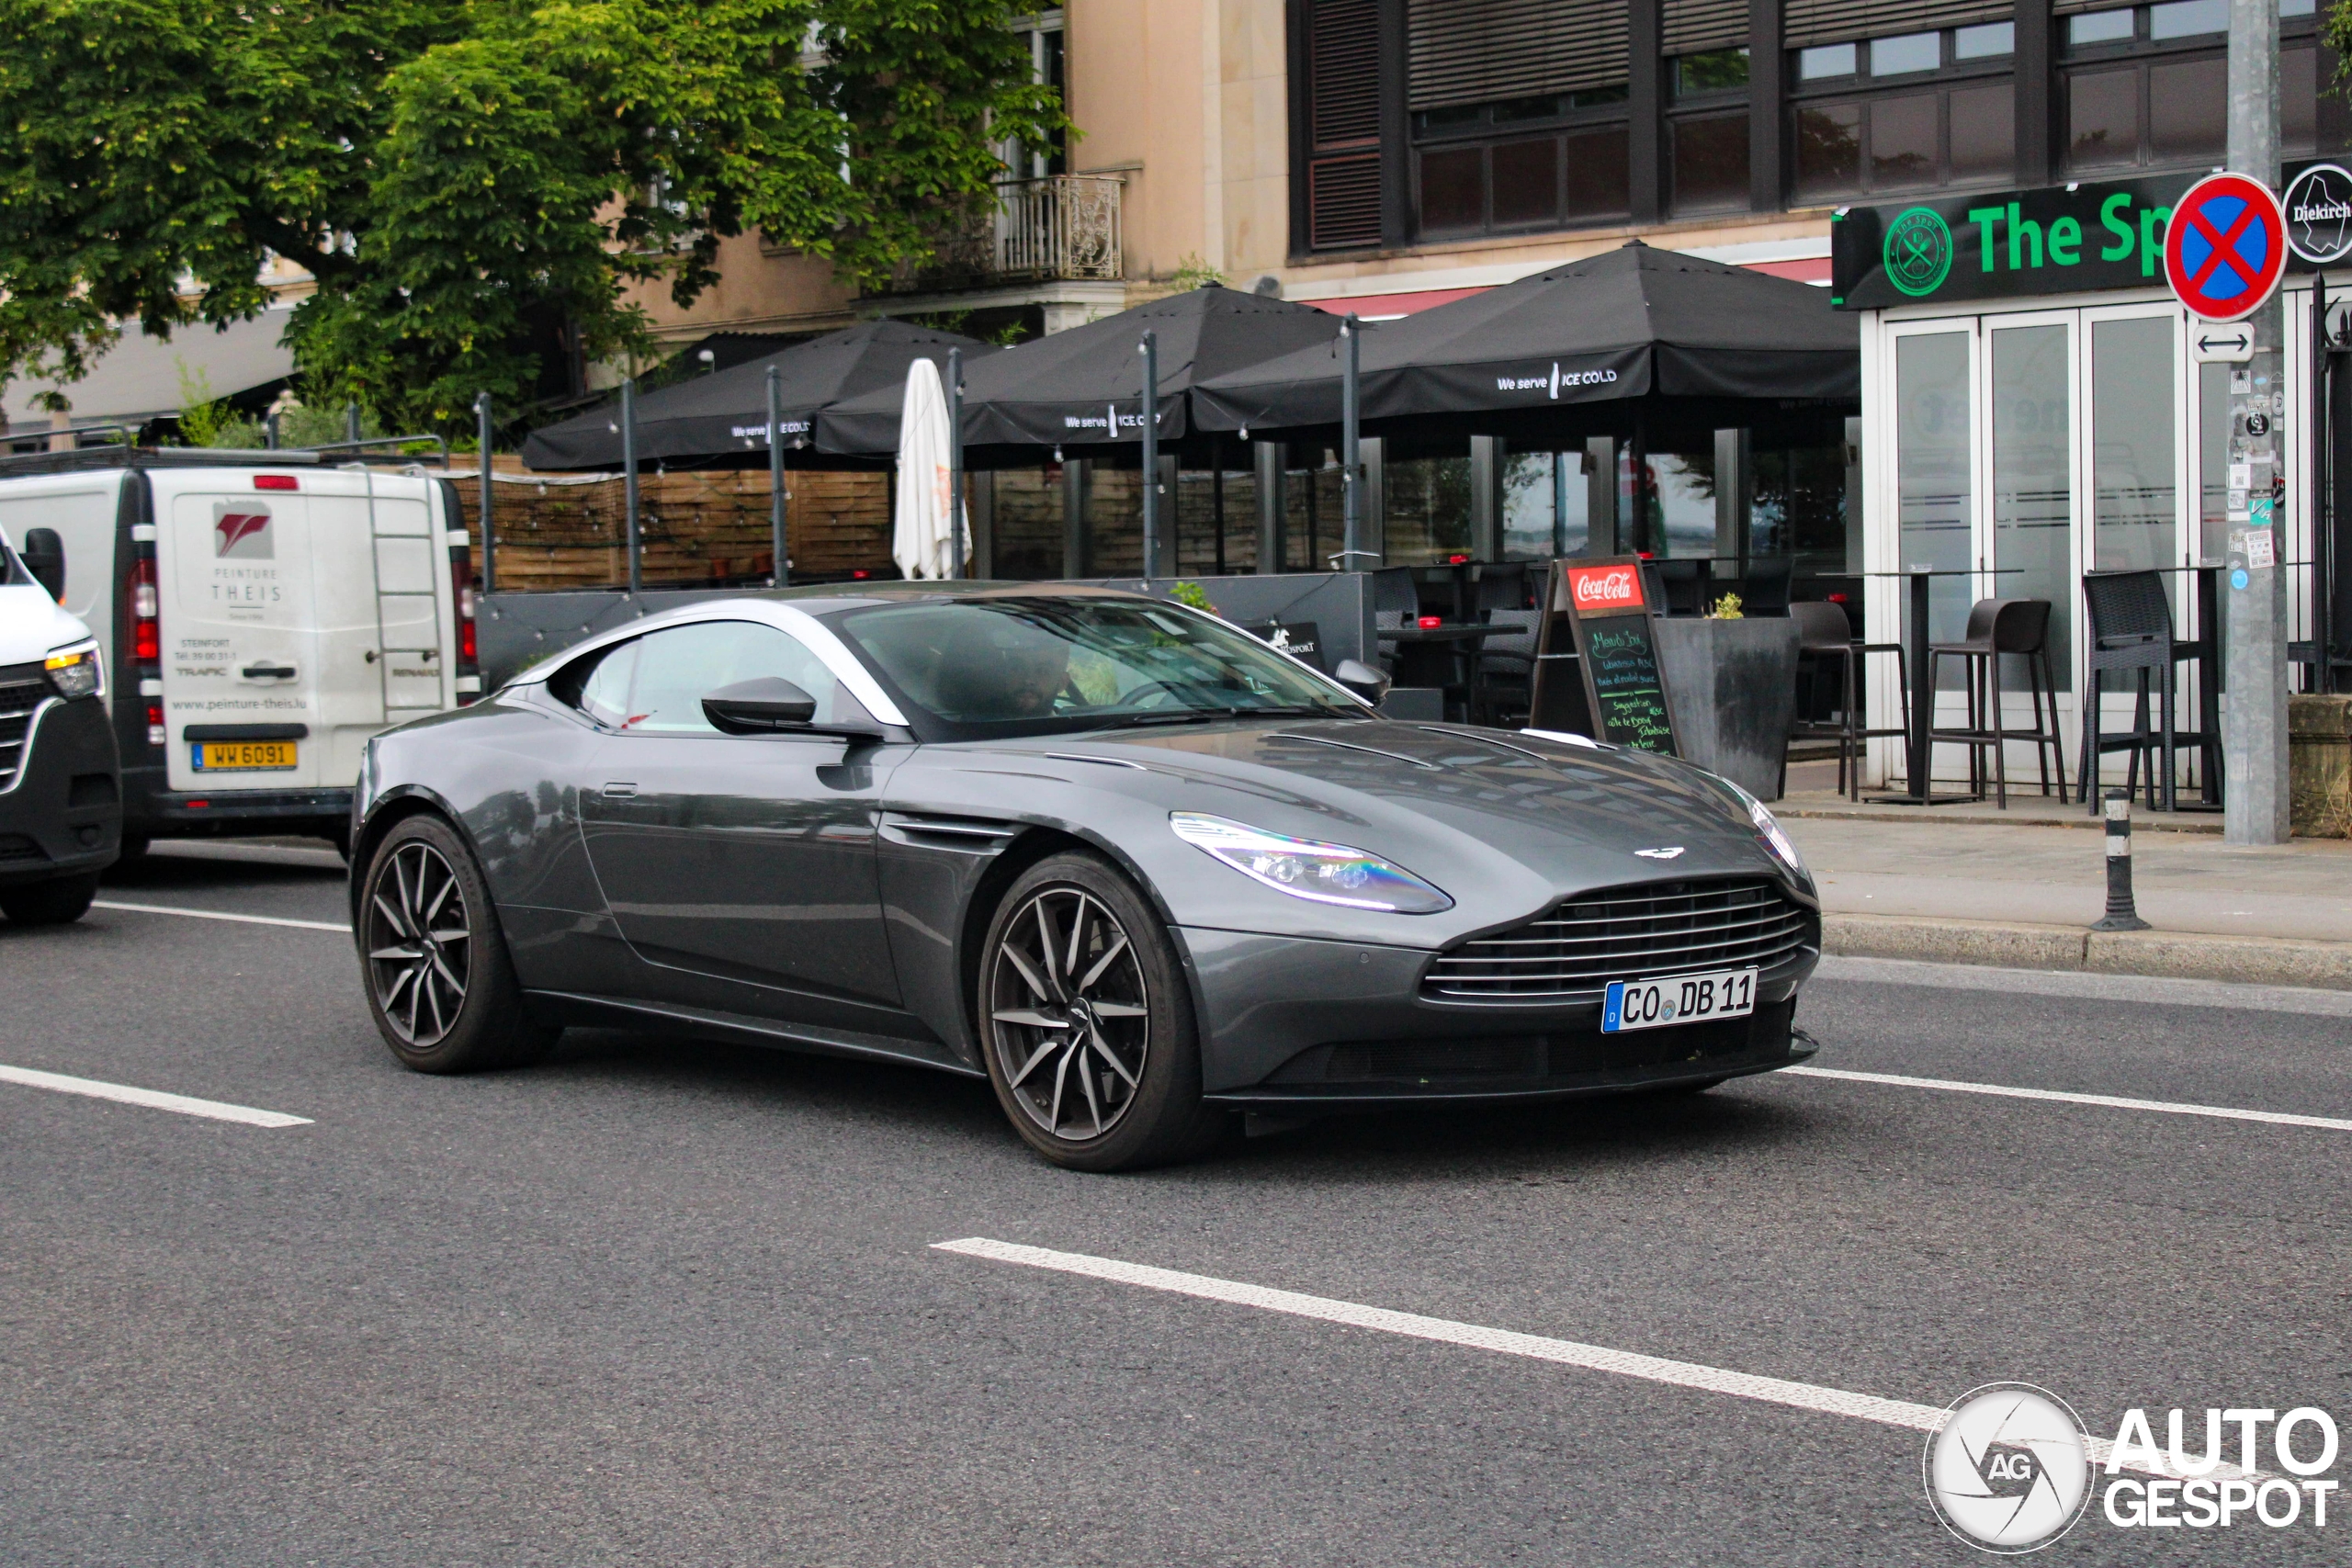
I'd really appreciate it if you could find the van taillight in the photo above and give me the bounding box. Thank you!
[449,547,481,701]
[127,554,163,747]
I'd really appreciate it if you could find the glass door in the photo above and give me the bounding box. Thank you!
[1985,315,2077,692]
[1886,320,1980,789]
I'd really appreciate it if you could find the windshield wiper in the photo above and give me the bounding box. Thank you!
[1080,710,1219,729]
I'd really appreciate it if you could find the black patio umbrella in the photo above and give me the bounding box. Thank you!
[1191,241,1858,435]
[521,320,995,470]
[815,285,1346,463]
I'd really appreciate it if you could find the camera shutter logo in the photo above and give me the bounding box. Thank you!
[1883,207,1954,299]
[1924,1383,2093,1553]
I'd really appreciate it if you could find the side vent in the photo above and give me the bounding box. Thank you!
[879,812,1021,854]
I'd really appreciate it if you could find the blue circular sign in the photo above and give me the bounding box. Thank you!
[2165,173,2289,322]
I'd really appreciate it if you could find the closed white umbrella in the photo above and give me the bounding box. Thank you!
[891,357,960,580]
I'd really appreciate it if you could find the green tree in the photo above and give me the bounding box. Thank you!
[0,0,1064,433]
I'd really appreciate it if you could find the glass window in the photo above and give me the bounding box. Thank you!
[575,638,639,728]
[1384,452,1472,565]
[1752,442,1849,576]
[1870,32,1941,78]
[1493,95,1563,123]
[2148,0,2227,39]
[1503,451,1589,559]
[2091,316,2177,572]
[1990,324,2075,687]
[619,620,840,735]
[1676,49,1750,96]
[1950,84,2015,182]
[1491,139,1559,225]
[2285,44,2317,159]
[2282,0,2316,14]
[2149,56,2225,163]
[1799,42,1858,80]
[1419,147,1482,230]
[1894,333,1975,649]
[1645,449,1720,558]
[1672,113,1750,212]
[1870,94,1939,188]
[1566,127,1632,217]
[2068,69,2141,169]
[1415,105,1483,135]
[1794,104,1863,201]
[1954,22,2015,60]
[2068,9,2137,48]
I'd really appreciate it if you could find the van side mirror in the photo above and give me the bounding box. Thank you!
[1333,658,1390,705]
[703,676,817,733]
[20,528,64,602]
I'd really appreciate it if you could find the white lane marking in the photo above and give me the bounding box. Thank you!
[94,899,347,933]
[933,1237,2240,1480]
[1815,954,2352,1018]
[0,1064,311,1128]
[1784,1065,2352,1134]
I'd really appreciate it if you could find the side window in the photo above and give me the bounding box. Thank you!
[574,639,639,728]
[620,620,841,735]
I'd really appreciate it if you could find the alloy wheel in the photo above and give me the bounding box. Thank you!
[987,885,1150,1141]
[366,840,472,1046]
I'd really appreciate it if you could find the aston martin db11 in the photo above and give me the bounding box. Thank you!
[350,583,1819,1169]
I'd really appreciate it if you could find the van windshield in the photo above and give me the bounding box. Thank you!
[833,597,1363,739]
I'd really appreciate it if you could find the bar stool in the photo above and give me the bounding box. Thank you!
[1927,598,2066,809]
[2079,569,2205,813]
[1791,600,1910,801]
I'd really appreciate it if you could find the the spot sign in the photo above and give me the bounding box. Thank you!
[2165,171,2289,323]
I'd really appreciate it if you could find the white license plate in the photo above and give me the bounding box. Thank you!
[1602,968,1758,1032]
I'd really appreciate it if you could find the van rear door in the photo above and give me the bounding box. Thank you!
[305,471,451,787]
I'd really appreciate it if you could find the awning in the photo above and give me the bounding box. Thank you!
[3,307,297,430]
[521,320,996,471]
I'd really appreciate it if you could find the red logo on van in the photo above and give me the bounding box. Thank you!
[213,502,273,559]
[1566,563,1642,613]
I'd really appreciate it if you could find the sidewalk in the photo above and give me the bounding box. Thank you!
[1776,768,2352,989]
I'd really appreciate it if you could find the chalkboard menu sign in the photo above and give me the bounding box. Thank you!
[1534,558,1679,756]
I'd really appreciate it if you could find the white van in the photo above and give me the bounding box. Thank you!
[0,449,479,854]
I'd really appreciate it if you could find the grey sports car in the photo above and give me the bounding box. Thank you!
[350,583,1819,1169]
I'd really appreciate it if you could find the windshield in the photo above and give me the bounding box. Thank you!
[833,596,1364,738]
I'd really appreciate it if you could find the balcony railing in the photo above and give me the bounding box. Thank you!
[884,175,1124,293]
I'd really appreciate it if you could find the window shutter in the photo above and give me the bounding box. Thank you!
[1408,0,1631,111]
[1782,0,2011,48]
[1306,0,1384,249]
[1664,0,1750,56]
[1309,154,1385,249]
[2051,0,2128,14]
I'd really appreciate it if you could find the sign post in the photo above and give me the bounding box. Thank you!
[1548,558,1680,756]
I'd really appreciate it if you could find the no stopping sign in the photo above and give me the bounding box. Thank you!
[2165,172,2289,322]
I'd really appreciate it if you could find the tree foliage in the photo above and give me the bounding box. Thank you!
[0,0,1064,429]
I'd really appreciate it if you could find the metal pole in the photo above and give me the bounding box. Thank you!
[622,377,642,595]
[947,347,966,579]
[2313,273,2331,693]
[1139,331,1159,583]
[345,401,362,445]
[265,412,279,451]
[766,365,787,587]
[2089,791,2152,931]
[474,392,495,594]
[2223,0,2289,842]
[1340,314,1364,570]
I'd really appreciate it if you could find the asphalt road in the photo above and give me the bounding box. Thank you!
[4,842,2348,1565]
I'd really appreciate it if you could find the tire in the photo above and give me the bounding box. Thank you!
[113,835,149,868]
[977,852,1227,1172]
[357,814,558,1073]
[322,818,352,863]
[0,872,99,925]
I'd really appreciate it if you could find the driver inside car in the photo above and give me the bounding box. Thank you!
[932,615,1075,720]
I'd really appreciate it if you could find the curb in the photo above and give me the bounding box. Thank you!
[1779,806,2224,835]
[1822,913,2352,992]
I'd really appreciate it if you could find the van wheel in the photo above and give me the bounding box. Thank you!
[976,852,1228,1172]
[0,873,99,925]
[358,815,557,1073]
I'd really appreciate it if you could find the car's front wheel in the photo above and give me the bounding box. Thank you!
[978,852,1227,1171]
[359,815,557,1073]
[0,872,98,925]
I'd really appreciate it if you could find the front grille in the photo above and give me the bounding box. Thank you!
[0,674,49,793]
[1422,878,1815,1002]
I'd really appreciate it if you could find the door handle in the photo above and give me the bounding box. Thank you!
[241,663,298,680]
[602,782,638,799]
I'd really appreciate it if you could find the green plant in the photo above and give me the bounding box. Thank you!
[1167,581,1216,613]
[1707,592,1744,620]
[1167,254,1227,291]
[172,360,266,447]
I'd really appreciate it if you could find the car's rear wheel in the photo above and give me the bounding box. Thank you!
[0,872,98,925]
[359,815,557,1073]
[978,852,1227,1171]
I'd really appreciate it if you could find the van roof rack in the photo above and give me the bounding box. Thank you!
[0,445,327,478]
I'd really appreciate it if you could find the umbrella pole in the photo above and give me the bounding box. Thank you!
[1139,331,1159,585]
[1212,433,1226,577]
[1340,313,1364,571]
[622,377,641,595]
[948,347,965,579]
[474,392,495,594]
[766,365,788,588]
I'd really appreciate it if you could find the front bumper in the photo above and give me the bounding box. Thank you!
[1181,925,1818,1105]
[0,696,120,886]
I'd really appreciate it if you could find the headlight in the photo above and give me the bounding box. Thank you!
[44,640,103,701]
[1719,778,1807,880]
[1170,811,1453,913]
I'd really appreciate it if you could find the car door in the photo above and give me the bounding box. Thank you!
[575,617,904,1020]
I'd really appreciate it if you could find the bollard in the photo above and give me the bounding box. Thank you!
[2089,789,2151,932]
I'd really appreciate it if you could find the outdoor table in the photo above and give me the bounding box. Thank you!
[1860,567,2022,806]
[1380,623,1503,720]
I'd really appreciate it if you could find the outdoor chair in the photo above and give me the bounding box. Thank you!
[1927,598,2066,810]
[2078,570,2205,813]
[1647,558,1708,616]
[1742,558,1793,616]
[1791,600,1910,801]
[1474,561,1535,615]
[1371,566,1420,674]
[1472,608,1543,728]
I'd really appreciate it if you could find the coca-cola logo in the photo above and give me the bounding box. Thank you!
[1567,565,1641,611]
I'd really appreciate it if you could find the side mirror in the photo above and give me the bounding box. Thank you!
[20,527,64,602]
[703,676,817,733]
[1333,658,1390,705]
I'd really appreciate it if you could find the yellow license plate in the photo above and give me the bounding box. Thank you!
[192,740,298,772]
